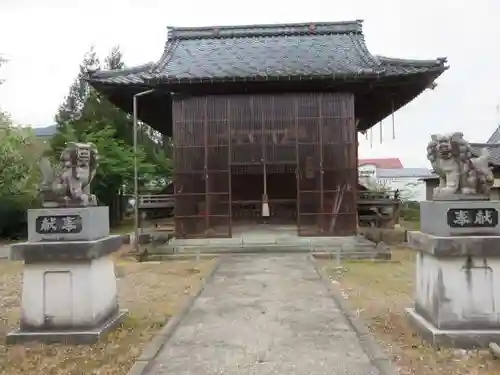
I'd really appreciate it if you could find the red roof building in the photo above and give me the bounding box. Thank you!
[358,158,403,169]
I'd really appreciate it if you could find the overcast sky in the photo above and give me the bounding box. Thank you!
[1,0,500,167]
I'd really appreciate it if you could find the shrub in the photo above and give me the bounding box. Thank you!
[400,202,420,223]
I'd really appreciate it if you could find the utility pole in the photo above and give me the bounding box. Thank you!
[133,89,155,254]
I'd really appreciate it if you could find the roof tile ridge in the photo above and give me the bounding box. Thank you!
[151,39,180,74]
[470,142,500,148]
[486,125,500,144]
[166,20,364,40]
[348,32,383,74]
[168,20,363,32]
[86,63,155,80]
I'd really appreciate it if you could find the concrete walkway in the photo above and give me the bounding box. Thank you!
[141,255,393,375]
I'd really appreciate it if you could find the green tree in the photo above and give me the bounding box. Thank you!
[0,56,40,238]
[0,115,40,238]
[55,47,99,126]
[51,47,159,226]
[50,48,98,157]
[100,46,172,188]
[59,45,170,179]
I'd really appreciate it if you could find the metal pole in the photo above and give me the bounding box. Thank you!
[133,89,155,254]
[336,245,341,268]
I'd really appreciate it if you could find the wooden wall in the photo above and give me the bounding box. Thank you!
[172,93,357,238]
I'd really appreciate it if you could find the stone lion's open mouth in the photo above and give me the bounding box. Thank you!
[438,149,452,157]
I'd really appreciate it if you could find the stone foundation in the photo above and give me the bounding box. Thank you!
[7,207,126,345]
[406,307,500,348]
[407,199,500,348]
[19,256,119,331]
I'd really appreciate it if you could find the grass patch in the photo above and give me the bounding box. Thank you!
[110,217,174,235]
[110,217,135,235]
[400,219,420,231]
[321,249,500,375]
[0,256,217,375]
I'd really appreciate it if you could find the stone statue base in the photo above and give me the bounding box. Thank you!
[27,207,109,242]
[432,193,490,201]
[40,189,96,208]
[420,200,500,237]
[406,200,500,348]
[407,232,500,348]
[7,207,127,345]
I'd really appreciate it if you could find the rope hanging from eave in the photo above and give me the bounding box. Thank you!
[379,120,383,144]
[391,98,396,139]
[369,127,373,148]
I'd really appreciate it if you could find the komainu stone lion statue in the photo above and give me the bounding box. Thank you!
[427,132,493,200]
[39,142,99,207]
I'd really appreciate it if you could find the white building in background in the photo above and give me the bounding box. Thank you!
[358,159,433,202]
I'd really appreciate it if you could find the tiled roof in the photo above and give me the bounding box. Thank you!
[86,63,155,86]
[358,158,403,169]
[377,168,433,179]
[89,20,447,85]
[486,125,500,144]
[461,125,500,166]
[470,142,500,166]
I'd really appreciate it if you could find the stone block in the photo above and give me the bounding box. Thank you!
[28,206,109,242]
[7,254,127,344]
[408,231,500,257]
[406,307,500,348]
[11,235,123,263]
[6,310,127,345]
[407,231,500,347]
[420,200,500,237]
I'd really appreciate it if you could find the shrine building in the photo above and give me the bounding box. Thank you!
[88,20,448,238]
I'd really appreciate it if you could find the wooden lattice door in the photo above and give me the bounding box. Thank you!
[296,93,357,236]
[172,96,231,238]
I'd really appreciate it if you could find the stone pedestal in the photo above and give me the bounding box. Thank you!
[7,207,126,345]
[407,200,500,348]
[27,206,110,242]
[420,200,500,237]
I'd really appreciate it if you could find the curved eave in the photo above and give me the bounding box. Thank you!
[88,65,445,89]
[89,81,172,135]
[87,62,155,86]
[88,35,448,134]
[89,63,447,136]
[356,65,448,132]
[376,55,448,67]
[141,64,447,86]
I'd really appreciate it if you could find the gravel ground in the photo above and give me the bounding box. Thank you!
[0,252,216,375]
[321,249,500,375]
